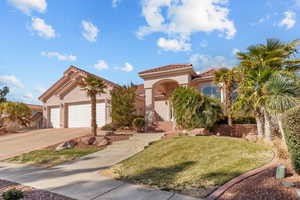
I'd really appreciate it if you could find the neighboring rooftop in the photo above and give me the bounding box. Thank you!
[139,64,193,74]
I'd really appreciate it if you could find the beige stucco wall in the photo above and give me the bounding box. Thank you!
[43,85,113,128]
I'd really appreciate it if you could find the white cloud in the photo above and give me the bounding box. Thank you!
[278,11,296,29]
[8,0,47,15]
[189,54,236,71]
[137,0,236,40]
[232,48,240,56]
[112,0,122,7]
[34,86,46,94]
[120,63,134,72]
[94,60,109,70]
[21,93,35,102]
[0,75,24,88]
[81,20,99,42]
[31,17,56,38]
[41,51,76,61]
[157,37,191,52]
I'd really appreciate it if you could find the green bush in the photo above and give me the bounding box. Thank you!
[2,188,24,200]
[283,106,300,174]
[170,87,223,129]
[110,84,137,128]
[133,117,145,132]
[101,123,117,131]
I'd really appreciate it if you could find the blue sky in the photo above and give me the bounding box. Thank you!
[1,0,300,104]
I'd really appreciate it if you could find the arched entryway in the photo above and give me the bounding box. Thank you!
[152,79,179,122]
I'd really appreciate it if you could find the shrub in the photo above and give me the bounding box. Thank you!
[282,106,300,174]
[101,123,117,131]
[2,188,24,200]
[133,117,145,132]
[110,84,137,128]
[170,87,223,129]
[233,116,256,124]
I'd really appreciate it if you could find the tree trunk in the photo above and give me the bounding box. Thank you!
[255,113,264,138]
[277,114,287,147]
[91,95,97,137]
[227,86,233,126]
[264,109,272,142]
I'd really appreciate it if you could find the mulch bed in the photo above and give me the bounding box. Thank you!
[0,180,72,200]
[219,159,300,200]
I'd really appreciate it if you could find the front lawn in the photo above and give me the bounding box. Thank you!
[107,136,273,198]
[7,147,103,168]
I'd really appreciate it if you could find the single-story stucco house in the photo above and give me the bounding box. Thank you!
[39,65,225,131]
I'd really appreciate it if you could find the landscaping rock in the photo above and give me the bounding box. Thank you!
[81,136,96,145]
[98,130,113,136]
[0,127,8,135]
[281,181,295,187]
[56,140,77,151]
[296,188,300,197]
[95,137,109,147]
[245,133,258,142]
[187,128,210,136]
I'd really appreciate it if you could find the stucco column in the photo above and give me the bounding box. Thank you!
[145,88,154,130]
[60,103,65,128]
[43,106,50,128]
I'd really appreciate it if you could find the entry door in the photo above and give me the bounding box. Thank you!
[50,107,60,128]
[68,103,106,128]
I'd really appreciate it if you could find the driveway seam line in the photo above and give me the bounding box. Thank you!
[167,193,176,200]
[89,182,126,200]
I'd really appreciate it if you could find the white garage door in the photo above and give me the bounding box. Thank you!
[50,107,60,128]
[68,103,106,128]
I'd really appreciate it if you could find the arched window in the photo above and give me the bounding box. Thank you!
[200,84,221,99]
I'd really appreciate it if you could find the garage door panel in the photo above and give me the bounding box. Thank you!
[50,108,60,128]
[68,103,106,128]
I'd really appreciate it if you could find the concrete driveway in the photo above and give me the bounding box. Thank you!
[0,128,89,160]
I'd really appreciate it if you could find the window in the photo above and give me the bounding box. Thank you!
[200,84,221,99]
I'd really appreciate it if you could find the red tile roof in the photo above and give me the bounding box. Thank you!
[139,64,193,74]
[195,68,219,78]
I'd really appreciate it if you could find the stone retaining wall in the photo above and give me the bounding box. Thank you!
[212,124,257,138]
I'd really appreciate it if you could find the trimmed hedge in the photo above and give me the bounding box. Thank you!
[133,117,145,132]
[283,106,300,174]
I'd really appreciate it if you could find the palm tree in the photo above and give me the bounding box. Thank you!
[214,68,235,126]
[236,39,300,142]
[80,76,107,137]
[263,72,300,144]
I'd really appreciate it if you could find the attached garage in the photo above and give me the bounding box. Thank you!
[68,103,106,128]
[50,107,60,128]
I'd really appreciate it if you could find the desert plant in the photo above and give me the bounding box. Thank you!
[171,87,223,129]
[2,188,24,200]
[283,106,300,174]
[110,84,137,128]
[132,117,145,132]
[101,123,117,131]
[80,76,107,137]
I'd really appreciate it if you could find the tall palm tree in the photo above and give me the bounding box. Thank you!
[80,76,107,137]
[236,39,300,142]
[214,68,235,126]
[263,72,300,144]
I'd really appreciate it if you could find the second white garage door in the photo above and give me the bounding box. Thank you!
[68,103,106,128]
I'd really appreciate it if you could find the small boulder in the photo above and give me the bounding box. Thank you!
[245,133,257,142]
[81,136,96,145]
[187,128,210,136]
[95,137,109,147]
[56,140,77,151]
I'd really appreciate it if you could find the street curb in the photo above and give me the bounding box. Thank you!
[205,151,276,200]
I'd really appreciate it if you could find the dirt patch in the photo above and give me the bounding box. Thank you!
[219,159,300,200]
[0,179,72,200]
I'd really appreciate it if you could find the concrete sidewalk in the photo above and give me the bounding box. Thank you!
[0,133,201,200]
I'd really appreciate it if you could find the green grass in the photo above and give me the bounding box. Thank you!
[7,148,102,167]
[113,136,273,197]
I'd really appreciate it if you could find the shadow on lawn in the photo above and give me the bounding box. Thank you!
[120,161,196,190]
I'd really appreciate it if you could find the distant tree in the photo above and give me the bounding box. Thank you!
[80,76,107,136]
[110,84,137,128]
[0,86,9,103]
[0,102,31,127]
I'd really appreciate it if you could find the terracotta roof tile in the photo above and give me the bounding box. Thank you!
[196,68,219,78]
[139,64,193,74]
